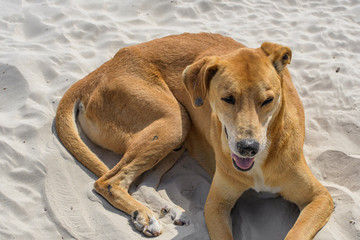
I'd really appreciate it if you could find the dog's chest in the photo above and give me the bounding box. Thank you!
[250,162,280,194]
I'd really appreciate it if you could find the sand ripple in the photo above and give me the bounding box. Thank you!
[0,0,359,239]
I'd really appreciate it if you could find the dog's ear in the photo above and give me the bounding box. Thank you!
[182,56,219,107]
[261,42,292,75]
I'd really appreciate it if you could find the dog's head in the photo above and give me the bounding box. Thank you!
[183,42,291,172]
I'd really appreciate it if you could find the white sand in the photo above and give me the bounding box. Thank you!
[1,0,359,239]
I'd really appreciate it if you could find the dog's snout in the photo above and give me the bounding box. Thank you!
[237,139,259,157]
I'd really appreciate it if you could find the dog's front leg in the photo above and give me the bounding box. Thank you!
[282,164,334,240]
[204,169,248,240]
[285,192,333,240]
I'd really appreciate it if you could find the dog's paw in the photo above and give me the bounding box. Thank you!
[161,206,190,226]
[131,210,162,237]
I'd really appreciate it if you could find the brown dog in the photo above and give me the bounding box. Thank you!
[56,33,333,239]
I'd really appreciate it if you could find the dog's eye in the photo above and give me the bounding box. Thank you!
[221,95,235,105]
[261,97,274,107]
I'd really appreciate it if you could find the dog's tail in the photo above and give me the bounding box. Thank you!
[55,80,109,178]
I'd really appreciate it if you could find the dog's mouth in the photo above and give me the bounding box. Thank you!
[231,153,255,171]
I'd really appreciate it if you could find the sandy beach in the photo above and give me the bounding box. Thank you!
[0,0,359,239]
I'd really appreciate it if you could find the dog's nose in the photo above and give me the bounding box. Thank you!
[237,139,259,157]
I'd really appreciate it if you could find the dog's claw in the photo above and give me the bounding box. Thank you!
[174,219,187,226]
[143,229,156,237]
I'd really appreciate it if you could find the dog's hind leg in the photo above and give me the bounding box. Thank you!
[131,146,190,226]
[94,102,190,237]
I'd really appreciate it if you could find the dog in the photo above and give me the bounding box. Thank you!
[56,33,333,239]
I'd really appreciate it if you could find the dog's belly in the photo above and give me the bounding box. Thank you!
[78,102,127,153]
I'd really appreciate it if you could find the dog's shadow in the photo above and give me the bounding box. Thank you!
[52,118,120,177]
[231,190,300,240]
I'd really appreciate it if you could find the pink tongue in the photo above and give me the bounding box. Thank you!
[231,153,254,170]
